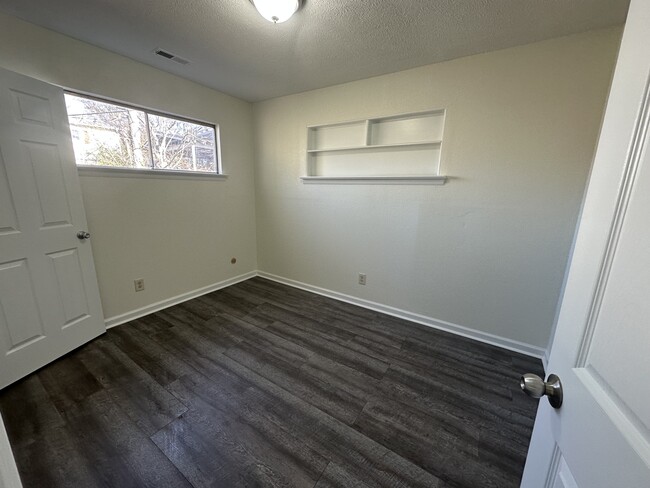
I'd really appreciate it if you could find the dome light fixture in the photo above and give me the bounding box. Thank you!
[252,0,301,23]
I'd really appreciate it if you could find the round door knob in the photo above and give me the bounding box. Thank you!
[76,231,91,240]
[520,373,563,409]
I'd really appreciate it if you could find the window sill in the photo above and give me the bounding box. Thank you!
[300,175,447,185]
[77,165,228,181]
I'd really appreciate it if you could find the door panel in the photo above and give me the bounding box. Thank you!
[585,159,650,431]
[22,140,73,228]
[0,154,19,235]
[0,259,44,351]
[0,67,105,389]
[10,89,54,127]
[47,248,91,328]
[550,458,577,488]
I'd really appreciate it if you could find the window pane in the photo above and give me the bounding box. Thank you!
[65,94,151,168]
[148,114,217,172]
[64,93,219,174]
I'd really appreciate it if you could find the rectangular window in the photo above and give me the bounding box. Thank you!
[64,93,220,174]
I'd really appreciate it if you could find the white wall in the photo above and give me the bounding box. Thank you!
[0,12,622,352]
[0,13,258,320]
[253,27,621,350]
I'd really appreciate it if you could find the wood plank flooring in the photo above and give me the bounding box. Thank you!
[0,277,544,488]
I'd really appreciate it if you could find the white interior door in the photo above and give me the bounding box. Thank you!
[521,0,650,486]
[0,67,105,389]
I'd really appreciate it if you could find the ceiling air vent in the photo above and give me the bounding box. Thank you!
[153,49,190,65]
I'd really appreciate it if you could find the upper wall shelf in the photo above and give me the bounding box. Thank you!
[304,110,446,183]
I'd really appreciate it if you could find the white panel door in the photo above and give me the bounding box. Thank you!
[0,67,105,389]
[521,0,650,486]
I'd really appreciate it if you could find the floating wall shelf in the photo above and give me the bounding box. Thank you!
[303,109,446,184]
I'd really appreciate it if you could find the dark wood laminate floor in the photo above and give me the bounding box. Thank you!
[0,277,544,488]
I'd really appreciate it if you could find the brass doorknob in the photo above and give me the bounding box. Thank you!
[520,373,563,409]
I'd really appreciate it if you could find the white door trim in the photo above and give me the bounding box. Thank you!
[0,413,21,488]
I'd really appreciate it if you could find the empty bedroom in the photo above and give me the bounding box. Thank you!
[1,0,649,487]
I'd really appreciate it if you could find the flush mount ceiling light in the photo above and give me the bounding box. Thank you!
[251,0,301,23]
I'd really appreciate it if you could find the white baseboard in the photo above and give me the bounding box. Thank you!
[257,271,546,359]
[104,271,257,329]
[104,268,546,361]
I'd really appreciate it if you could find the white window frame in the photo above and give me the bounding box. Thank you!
[65,91,225,179]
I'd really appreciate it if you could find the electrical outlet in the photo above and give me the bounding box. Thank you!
[134,278,145,292]
[358,273,366,286]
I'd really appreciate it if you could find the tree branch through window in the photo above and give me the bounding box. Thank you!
[64,93,219,174]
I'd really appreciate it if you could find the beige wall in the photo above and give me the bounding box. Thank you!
[0,13,258,320]
[253,27,621,349]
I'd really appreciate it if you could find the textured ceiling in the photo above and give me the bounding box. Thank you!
[0,0,629,102]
